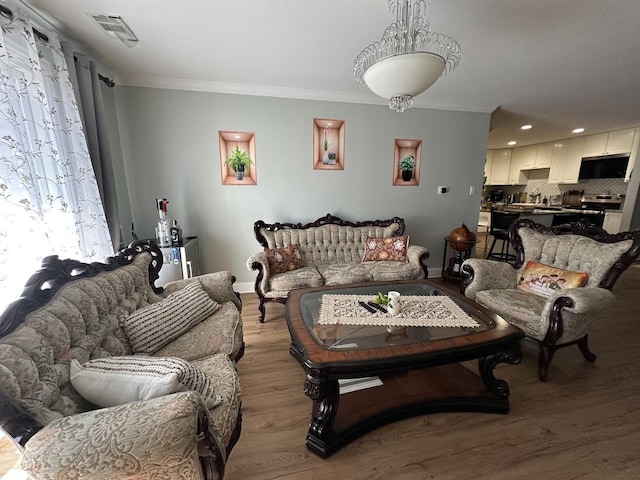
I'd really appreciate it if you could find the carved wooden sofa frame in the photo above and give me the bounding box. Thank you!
[248,213,430,322]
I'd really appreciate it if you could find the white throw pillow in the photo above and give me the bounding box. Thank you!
[70,356,222,409]
[122,281,220,354]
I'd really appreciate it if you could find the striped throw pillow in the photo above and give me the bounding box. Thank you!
[122,281,220,354]
[70,356,222,408]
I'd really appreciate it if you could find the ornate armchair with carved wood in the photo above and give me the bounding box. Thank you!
[461,219,640,381]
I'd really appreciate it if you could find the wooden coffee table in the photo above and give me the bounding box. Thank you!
[286,279,524,458]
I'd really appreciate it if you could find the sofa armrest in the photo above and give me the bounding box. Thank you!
[21,391,225,480]
[544,286,616,316]
[164,271,242,312]
[461,258,518,300]
[407,245,429,278]
[246,251,269,298]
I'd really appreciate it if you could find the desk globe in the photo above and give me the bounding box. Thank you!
[448,223,476,251]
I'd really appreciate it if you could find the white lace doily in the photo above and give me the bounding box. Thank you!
[318,294,480,328]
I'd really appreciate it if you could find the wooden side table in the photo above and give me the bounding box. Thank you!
[441,237,478,283]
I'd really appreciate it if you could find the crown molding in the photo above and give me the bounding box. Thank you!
[116,75,492,114]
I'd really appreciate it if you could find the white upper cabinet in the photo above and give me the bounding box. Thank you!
[534,142,554,168]
[488,149,512,185]
[511,145,537,170]
[548,137,586,184]
[582,128,636,157]
[485,150,493,179]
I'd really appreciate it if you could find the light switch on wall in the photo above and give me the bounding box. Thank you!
[469,186,476,195]
[437,186,448,194]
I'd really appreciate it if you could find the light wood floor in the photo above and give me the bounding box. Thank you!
[3,260,639,479]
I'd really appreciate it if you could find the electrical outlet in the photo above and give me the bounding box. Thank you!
[469,186,476,195]
[437,186,448,195]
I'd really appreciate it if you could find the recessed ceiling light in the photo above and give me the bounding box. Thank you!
[507,141,517,146]
[572,128,585,134]
[520,125,532,130]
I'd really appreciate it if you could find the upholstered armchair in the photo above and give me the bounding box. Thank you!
[461,219,640,381]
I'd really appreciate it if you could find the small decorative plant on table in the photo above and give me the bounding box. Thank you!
[399,154,415,181]
[327,152,337,165]
[225,145,253,180]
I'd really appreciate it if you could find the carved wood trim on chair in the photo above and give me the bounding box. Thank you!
[509,218,640,288]
[0,241,163,338]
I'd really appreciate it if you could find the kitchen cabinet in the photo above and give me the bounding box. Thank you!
[508,146,531,184]
[511,145,537,170]
[548,137,586,184]
[534,141,554,168]
[582,128,636,157]
[488,149,511,185]
[624,127,640,182]
[485,150,493,179]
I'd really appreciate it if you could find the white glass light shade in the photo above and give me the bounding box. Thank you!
[362,53,445,99]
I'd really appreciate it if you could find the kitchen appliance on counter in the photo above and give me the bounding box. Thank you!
[549,194,562,206]
[489,189,504,202]
[562,190,584,207]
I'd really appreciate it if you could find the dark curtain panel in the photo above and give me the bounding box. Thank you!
[62,43,121,250]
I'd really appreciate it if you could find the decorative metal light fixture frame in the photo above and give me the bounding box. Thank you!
[354,0,461,112]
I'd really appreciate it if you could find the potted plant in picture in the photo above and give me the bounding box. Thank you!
[327,152,337,165]
[399,154,415,181]
[225,145,253,180]
[322,127,333,165]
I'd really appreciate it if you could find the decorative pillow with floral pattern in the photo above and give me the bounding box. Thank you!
[265,245,305,275]
[517,260,589,297]
[362,235,409,262]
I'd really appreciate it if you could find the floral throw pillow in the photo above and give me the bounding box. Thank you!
[265,245,305,275]
[517,260,589,297]
[362,235,409,262]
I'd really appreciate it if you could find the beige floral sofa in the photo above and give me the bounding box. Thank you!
[461,218,640,381]
[0,242,244,479]
[247,213,429,322]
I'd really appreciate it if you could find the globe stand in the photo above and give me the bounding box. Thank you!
[441,237,478,283]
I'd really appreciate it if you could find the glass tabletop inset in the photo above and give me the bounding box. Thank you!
[299,282,494,351]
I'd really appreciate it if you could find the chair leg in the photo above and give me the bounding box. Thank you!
[485,236,498,260]
[258,299,266,323]
[577,335,597,362]
[537,344,555,382]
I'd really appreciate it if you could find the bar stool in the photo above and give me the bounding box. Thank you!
[486,210,519,262]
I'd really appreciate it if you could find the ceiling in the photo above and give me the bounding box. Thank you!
[19,0,640,150]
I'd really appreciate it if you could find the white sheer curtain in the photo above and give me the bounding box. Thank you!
[0,9,114,312]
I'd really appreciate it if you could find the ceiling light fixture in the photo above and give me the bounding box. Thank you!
[508,141,517,146]
[572,128,585,134]
[353,0,461,113]
[521,124,533,130]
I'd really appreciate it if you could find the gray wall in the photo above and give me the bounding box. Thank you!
[111,86,489,291]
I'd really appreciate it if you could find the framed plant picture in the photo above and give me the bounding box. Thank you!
[393,139,421,186]
[313,118,345,170]
[219,131,257,185]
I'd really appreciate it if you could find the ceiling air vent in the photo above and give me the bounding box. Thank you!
[87,14,138,48]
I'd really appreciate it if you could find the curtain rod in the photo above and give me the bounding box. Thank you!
[1,3,115,88]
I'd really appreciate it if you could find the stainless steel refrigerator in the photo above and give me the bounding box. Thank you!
[157,237,201,287]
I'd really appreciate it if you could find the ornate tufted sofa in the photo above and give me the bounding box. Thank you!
[0,242,244,479]
[461,219,640,381]
[247,213,429,322]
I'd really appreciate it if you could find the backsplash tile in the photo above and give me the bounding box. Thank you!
[486,169,628,201]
